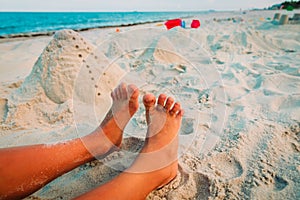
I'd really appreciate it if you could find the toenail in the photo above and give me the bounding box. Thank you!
[169,111,175,115]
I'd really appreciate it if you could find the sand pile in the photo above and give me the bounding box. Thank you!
[1,30,94,134]
[0,10,299,200]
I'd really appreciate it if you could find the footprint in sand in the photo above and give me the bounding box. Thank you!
[205,153,244,180]
[180,118,195,135]
[252,166,289,191]
[274,175,289,191]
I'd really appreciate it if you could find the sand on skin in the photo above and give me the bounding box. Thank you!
[0,10,299,200]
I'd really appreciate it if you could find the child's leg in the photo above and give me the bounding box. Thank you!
[0,83,139,200]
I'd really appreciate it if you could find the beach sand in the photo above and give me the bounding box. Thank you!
[0,10,299,199]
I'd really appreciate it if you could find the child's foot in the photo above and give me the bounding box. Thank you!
[101,82,139,147]
[75,93,183,200]
[129,93,183,188]
[82,83,139,156]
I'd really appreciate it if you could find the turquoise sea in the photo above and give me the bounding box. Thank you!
[0,11,211,37]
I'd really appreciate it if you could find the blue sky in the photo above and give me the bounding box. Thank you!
[0,0,283,11]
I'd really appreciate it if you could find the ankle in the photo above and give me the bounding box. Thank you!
[145,161,178,189]
[100,119,123,147]
[80,128,117,158]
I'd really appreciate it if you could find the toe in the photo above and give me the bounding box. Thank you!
[114,85,121,99]
[143,93,156,125]
[143,93,156,111]
[164,97,174,111]
[170,102,181,116]
[111,90,116,100]
[177,109,184,118]
[128,84,139,100]
[157,94,167,107]
[111,86,120,100]
[120,82,127,99]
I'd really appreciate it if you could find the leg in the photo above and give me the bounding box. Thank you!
[76,94,183,200]
[0,83,139,200]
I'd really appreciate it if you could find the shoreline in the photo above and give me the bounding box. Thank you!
[0,19,167,39]
[0,11,212,39]
[1,9,298,41]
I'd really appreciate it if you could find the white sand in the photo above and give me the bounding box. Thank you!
[0,10,299,199]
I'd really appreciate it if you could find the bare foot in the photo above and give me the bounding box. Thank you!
[101,82,139,147]
[75,94,183,200]
[128,93,183,188]
[82,83,139,156]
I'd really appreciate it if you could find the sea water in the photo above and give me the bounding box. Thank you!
[0,11,211,37]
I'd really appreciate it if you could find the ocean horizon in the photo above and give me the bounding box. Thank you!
[0,11,213,38]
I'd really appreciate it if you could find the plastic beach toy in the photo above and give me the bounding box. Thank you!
[191,19,200,28]
[165,19,182,30]
[181,20,186,28]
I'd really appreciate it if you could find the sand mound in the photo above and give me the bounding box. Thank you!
[3,30,95,129]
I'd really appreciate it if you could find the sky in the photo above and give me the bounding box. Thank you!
[0,0,284,11]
